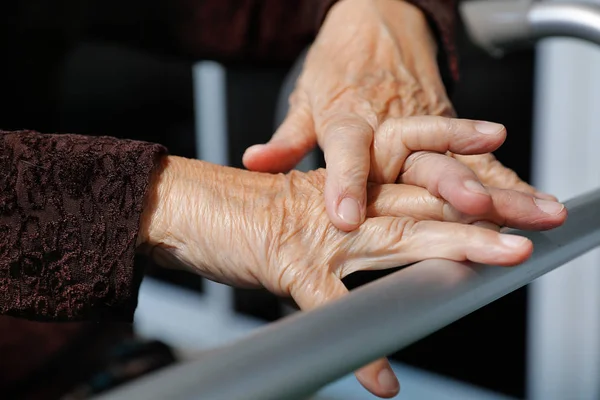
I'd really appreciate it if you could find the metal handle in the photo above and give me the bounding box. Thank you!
[460,1,600,56]
[99,188,600,400]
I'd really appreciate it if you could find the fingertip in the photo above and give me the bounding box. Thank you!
[244,143,266,155]
[534,198,565,216]
[473,121,506,136]
[535,191,559,202]
[338,197,362,224]
[499,234,530,248]
[242,144,265,166]
[242,142,306,173]
[498,234,533,265]
[377,368,400,397]
[355,363,399,398]
[324,176,366,231]
[329,196,364,232]
[464,180,489,196]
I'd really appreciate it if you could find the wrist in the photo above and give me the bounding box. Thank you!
[324,0,437,65]
[375,0,437,54]
[136,155,288,286]
[137,155,173,252]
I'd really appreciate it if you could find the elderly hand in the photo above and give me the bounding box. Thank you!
[243,0,554,233]
[138,155,566,398]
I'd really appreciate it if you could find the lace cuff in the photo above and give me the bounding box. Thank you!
[0,131,167,321]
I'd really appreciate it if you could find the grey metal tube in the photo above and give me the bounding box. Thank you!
[530,2,600,44]
[460,1,600,56]
[99,188,600,400]
[459,0,532,57]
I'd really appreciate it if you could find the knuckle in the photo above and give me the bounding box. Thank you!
[304,169,327,193]
[285,264,323,303]
[389,217,417,242]
[374,119,399,151]
[377,118,399,141]
[402,151,434,174]
[328,160,368,188]
[439,116,459,137]
[326,120,373,143]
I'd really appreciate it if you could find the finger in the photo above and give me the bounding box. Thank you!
[486,187,566,230]
[355,360,400,399]
[243,93,316,173]
[366,183,450,220]
[366,184,566,230]
[472,221,502,232]
[400,151,492,215]
[451,153,558,201]
[342,218,533,276]
[320,116,373,231]
[289,273,399,398]
[370,116,507,184]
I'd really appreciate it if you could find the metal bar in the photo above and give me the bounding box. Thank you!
[530,3,600,46]
[459,0,532,57]
[460,1,600,56]
[527,20,600,400]
[100,188,600,400]
[192,62,235,313]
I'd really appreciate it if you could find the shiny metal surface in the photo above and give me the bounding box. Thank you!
[100,188,600,400]
[530,3,600,45]
[461,1,600,55]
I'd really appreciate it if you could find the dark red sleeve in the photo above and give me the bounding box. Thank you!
[0,131,166,322]
[170,0,339,63]
[406,0,458,80]
[74,0,457,72]
[6,1,457,77]
[172,0,457,72]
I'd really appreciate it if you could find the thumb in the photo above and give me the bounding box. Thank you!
[243,105,316,173]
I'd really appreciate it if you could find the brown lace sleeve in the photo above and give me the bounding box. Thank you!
[0,131,167,322]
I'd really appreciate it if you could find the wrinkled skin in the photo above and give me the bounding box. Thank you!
[141,158,564,292]
[241,0,562,396]
[243,0,555,236]
[138,154,565,399]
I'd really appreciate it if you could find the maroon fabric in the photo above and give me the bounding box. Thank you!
[166,0,457,78]
[409,0,458,80]
[0,317,85,389]
[0,131,165,394]
[0,131,165,321]
[2,1,457,73]
[156,0,457,76]
[128,0,458,76]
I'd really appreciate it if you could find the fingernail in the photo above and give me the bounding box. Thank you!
[534,198,564,215]
[244,144,265,155]
[378,368,400,394]
[500,234,529,248]
[464,180,489,196]
[337,197,361,225]
[535,191,558,201]
[474,121,504,135]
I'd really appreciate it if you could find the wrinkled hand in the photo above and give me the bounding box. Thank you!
[243,0,554,232]
[138,156,566,398]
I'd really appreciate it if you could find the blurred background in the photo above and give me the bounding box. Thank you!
[1,1,600,399]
